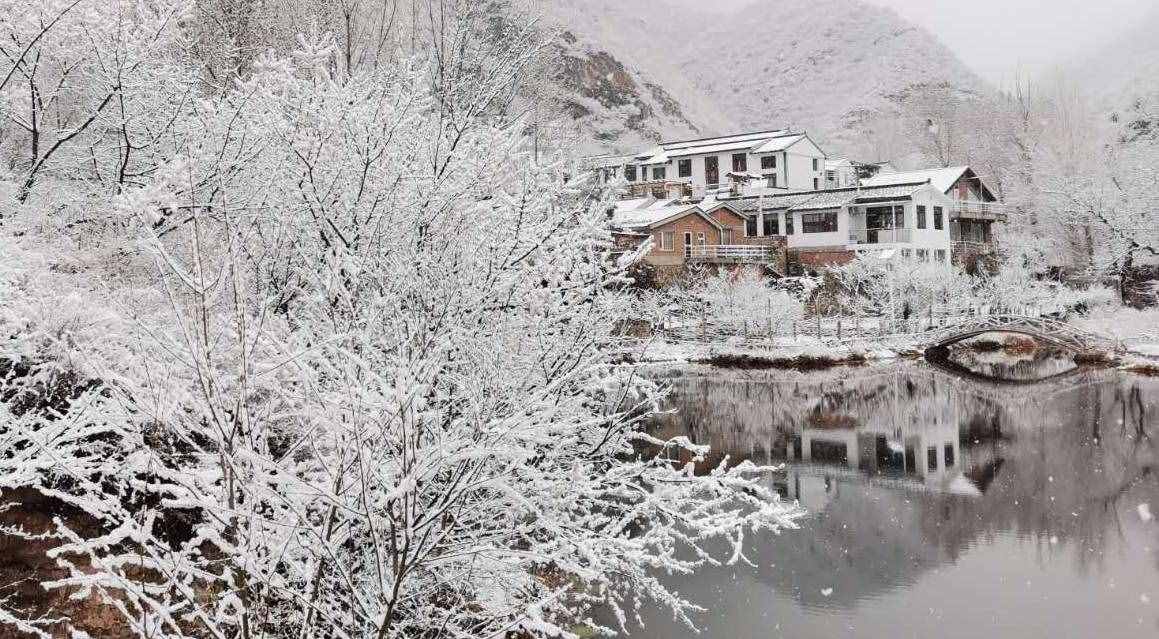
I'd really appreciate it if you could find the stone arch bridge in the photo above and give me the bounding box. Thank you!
[917,314,1120,354]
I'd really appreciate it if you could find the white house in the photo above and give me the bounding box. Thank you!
[861,166,1005,268]
[592,130,1008,275]
[722,180,960,271]
[620,129,828,195]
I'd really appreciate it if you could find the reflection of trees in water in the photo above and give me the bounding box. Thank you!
[644,364,1159,608]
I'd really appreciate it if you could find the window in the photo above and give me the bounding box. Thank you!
[917,205,927,229]
[658,231,674,251]
[935,249,947,263]
[927,447,938,471]
[934,206,944,230]
[762,214,779,236]
[785,212,794,235]
[732,153,747,172]
[802,210,838,233]
[723,229,733,244]
[813,177,820,190]
[944,444,955,467]
[745,216,758,237]
[812,158,819,171]
[767,174,778,188]
[761,155,777,170]
[894,206,905,228]
[624,164,637,182]
[916,249,929,262]
[901,249,912,259]
[652,166,666,180]
[677,158,692,178]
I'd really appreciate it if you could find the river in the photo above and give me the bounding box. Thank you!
[621,353,1159,639]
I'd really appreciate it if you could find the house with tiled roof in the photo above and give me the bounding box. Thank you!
[861,166,1005,270]
[721,181,961,271]
[608,197,785,276]
[596,128,1008,276]
[610,128,828,198]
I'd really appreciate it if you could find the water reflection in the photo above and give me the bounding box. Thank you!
[627,363,1159,639]
[931,343,1080,383]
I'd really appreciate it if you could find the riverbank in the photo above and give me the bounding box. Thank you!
[634,306,1159,373]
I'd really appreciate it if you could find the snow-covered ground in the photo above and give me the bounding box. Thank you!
[636,334,905,367]
[639,305,1159,371]
[1073,306,1159,365]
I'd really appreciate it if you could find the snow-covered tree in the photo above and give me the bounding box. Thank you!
[0,2,804,637]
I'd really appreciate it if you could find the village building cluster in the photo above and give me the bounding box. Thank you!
[591,128,1005,279]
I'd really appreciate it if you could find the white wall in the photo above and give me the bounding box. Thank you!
[625,136,827,191]
[785,208,849,249]
[783,137,826,191]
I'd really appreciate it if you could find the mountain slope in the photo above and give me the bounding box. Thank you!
[542,0,733,153]
[538,0,991,156]
[678,0,991,148]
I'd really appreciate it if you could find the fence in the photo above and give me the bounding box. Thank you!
[661,303,1097,349]
[687,244,777,263]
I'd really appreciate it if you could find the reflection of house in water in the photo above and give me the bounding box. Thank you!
[648,365,1007,498]
[626,364,1159,633]
[778,373,971,498]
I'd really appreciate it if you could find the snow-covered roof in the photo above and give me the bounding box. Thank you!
[610,197,710,230]
[861,166,969,194]
[663,139,764,158]
[752,190,824,210]
[750,134,806,154]
[851,183,931,202]
[661,129,792,152]
[629,129,806,162]
[721,182,931,213]
[793,189,859,211]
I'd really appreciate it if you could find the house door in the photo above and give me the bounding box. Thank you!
[705,156,719,188]
[684,232,692,258]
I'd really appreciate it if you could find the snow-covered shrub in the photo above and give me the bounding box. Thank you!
[0,4,804,638]
[829,255,976,318]
[697,270,805,329]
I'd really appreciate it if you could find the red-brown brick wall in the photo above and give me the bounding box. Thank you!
[796,249,855,268]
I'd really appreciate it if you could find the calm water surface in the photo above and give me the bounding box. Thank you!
[626,355,1159,639]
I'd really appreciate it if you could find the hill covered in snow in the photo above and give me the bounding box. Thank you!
[538,0,991,156]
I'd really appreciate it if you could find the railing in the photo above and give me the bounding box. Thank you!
[952,201,1006,220]
[687,244,776,263]
[848,228,914,245]
[622,180,692,199]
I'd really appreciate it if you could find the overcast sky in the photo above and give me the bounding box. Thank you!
[862,0,1156,85]
[686,0,1156,87]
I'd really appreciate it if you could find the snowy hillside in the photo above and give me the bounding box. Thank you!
[541,0,729,153]
[537,0,991,155]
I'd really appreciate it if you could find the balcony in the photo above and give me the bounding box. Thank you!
[687,244,777,264]
[848,228,914,245]
[622,180,692,199]
[952,200,1007,221]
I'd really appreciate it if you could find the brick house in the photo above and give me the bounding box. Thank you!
[610,198,786,278]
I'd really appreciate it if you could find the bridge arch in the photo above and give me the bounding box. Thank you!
[926,327,1079,351]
